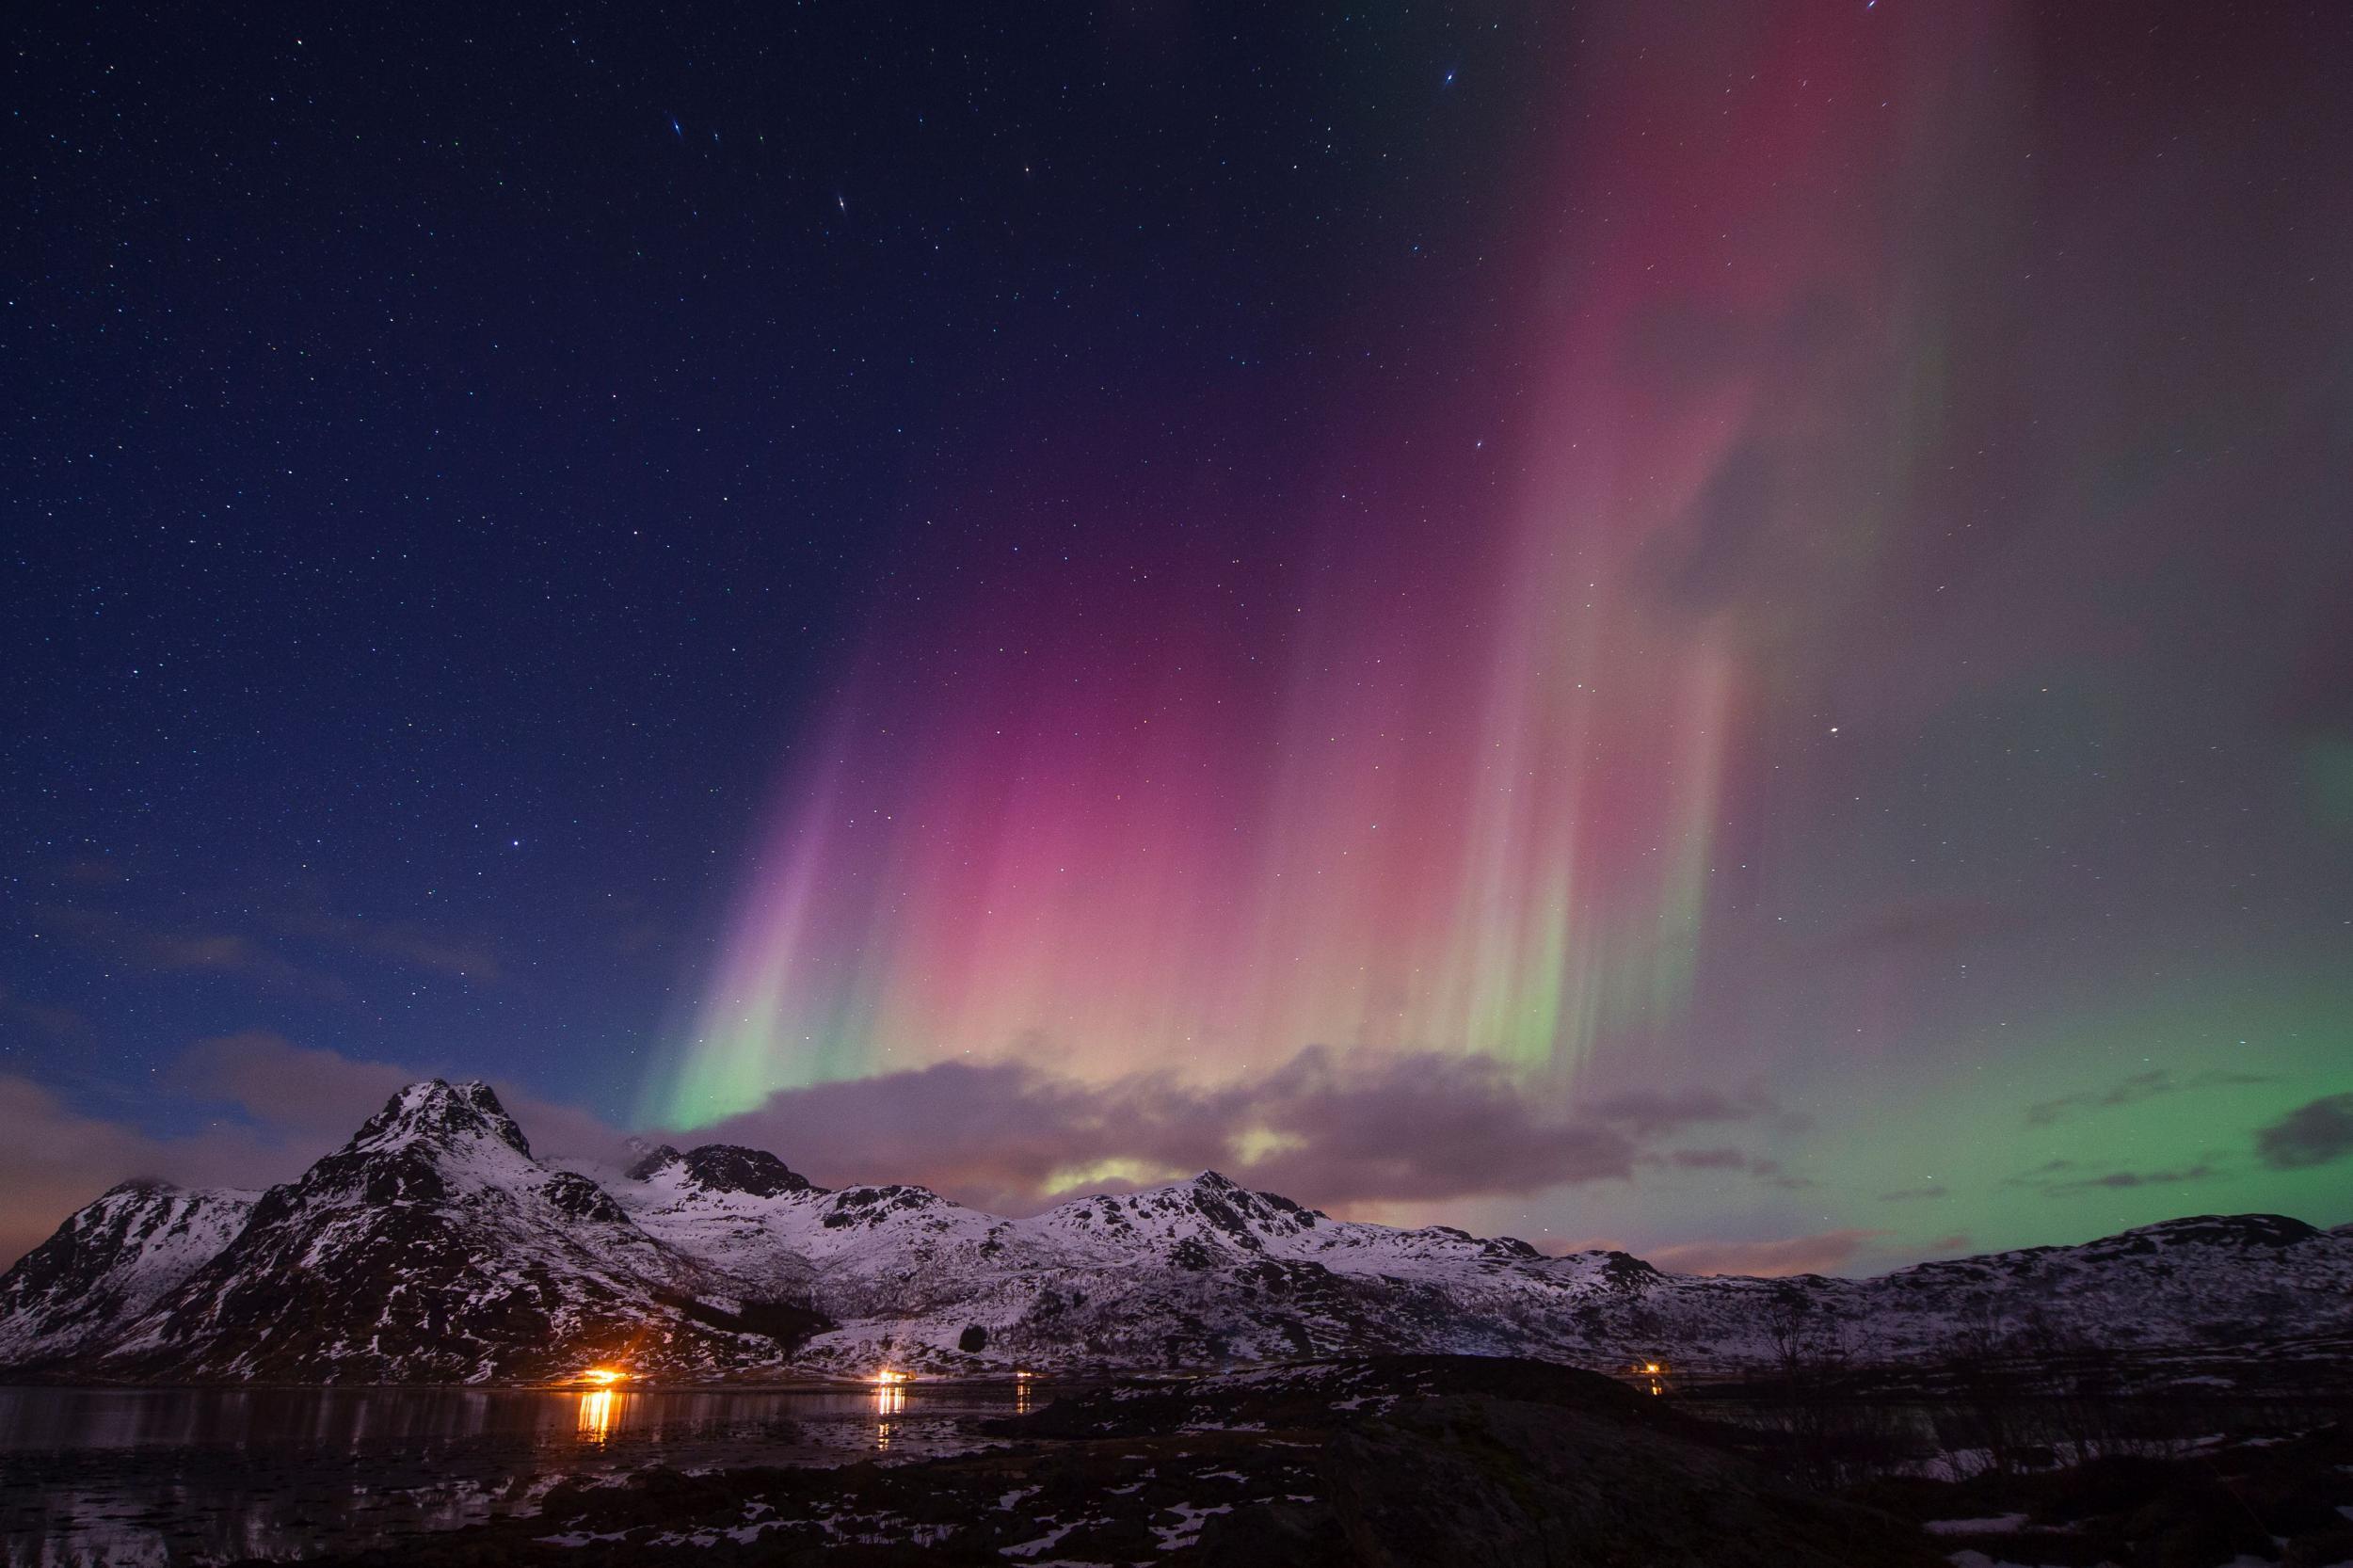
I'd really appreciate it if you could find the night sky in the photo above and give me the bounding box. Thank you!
[8,1,2352,1272]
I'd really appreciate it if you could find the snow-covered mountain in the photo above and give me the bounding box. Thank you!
[4,1079,2348,1384]
[23,1082,825,1383]
[0,1179,258,1368]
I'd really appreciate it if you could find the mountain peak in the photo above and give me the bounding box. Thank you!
[348,1079,533,1159]
[680,1144,817,1197]
[97,1176,179,1202]
[623,1141,684,1181]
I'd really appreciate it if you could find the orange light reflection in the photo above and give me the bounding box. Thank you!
[577,1388,617,1441]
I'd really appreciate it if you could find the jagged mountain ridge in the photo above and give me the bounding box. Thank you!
[4,1079,2349,1384]
[59,1082,824,1383]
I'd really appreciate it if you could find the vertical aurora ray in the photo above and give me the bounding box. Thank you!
[648,8,1929,1126]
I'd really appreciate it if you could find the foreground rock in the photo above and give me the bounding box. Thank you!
[273,1356,1944,1567]
[1854,1419,2353,1568]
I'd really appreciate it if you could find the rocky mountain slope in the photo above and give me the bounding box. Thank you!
[4,1080,2348,1384]
[22,1082,826,1382]
[0,1178,258,1368]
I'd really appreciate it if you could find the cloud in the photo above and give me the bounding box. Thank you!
[1646,1228,1890,1278]
[1579,1082,1800,1137]
[2025,1066,2273,1128]
[1831,899,2030,958]
[1661,1146,1751,1171]
[167,1032,630,1164]
[1640,1146,1808,1189]
[2055,1164,2215,1193]
[168,1032,417,1141]
[1749,1158,1817,1191]
[2025,1069,2169,1126]
[0,984,89,1042]
[2255,1093,2353,1171]
[37,905,350,1000]
[34,899,503,1002]
[2003,1155,2221,1196]
[0,1073,306,1268]
[679,1047,1773,1217]
[265,911,503,984]
[1240,1049,1638,1205]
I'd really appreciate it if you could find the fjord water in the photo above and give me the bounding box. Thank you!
[0,1382,1026,1565]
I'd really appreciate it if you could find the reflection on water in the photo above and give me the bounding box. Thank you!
[0,1382,1038,1567]
[0,1384,1031,1454]
[872,1379,906,1450]
[575,1388,619,1442]
[1626,1361,1672,1399]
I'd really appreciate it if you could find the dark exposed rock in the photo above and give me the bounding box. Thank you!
[649,1288,831,1352]
[543,1171,631,1224]
[1596,1250,1660,1288]
[622,1143,683,1181]
[1853,1421,2353,1568]
[817,1183,940,1228]
[678,1144,817,1197]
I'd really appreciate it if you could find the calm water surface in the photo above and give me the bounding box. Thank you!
[0,1382,1034,1565]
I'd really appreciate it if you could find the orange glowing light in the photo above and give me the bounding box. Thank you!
[1643,1363,1661,1374]
[577,1388,617,1440]
[582,1366,629,1386]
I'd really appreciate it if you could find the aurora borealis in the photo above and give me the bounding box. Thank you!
[7,0,2352,1272]
[661,8,1913,1119]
